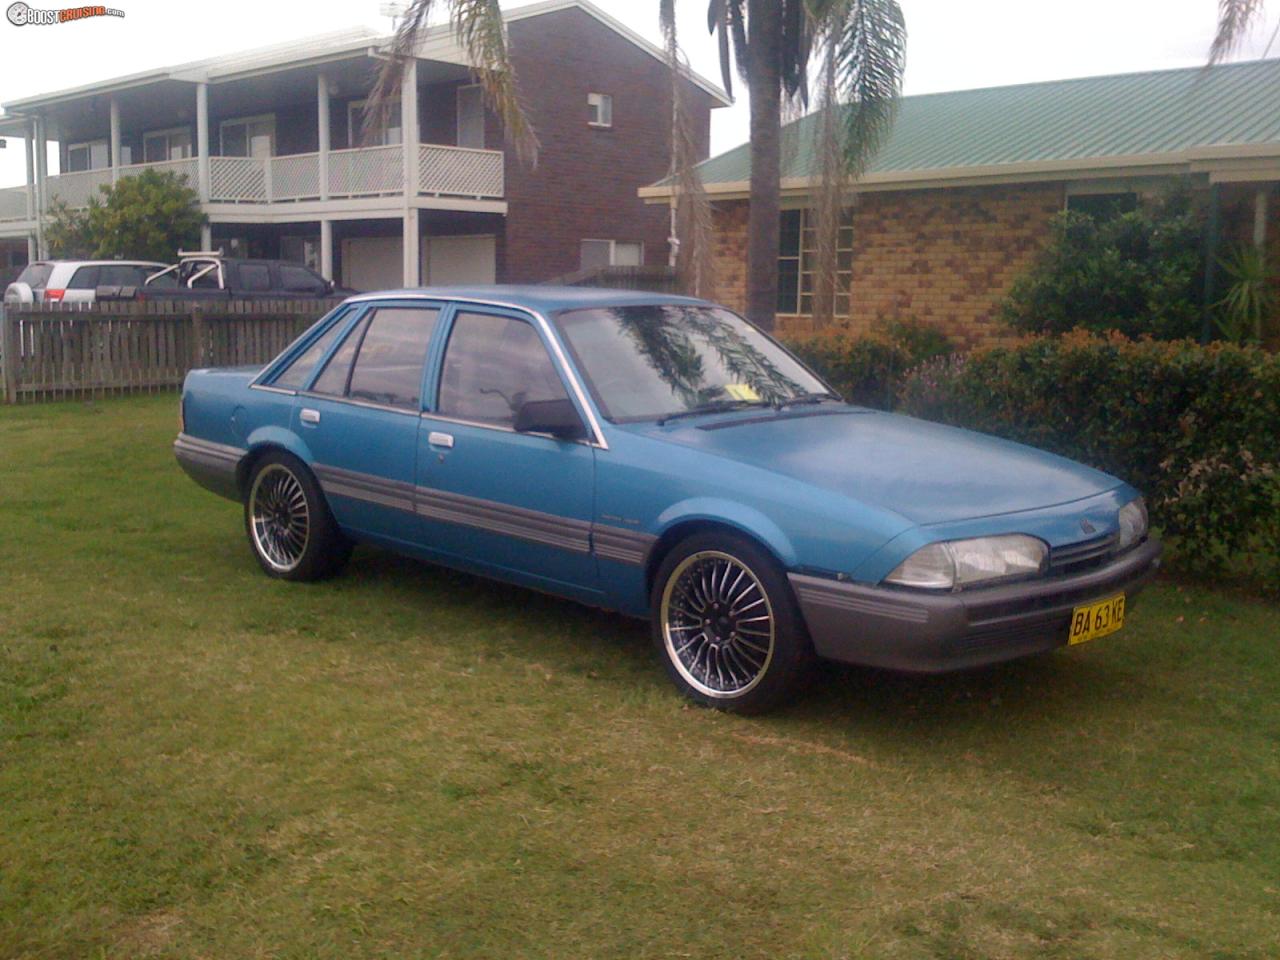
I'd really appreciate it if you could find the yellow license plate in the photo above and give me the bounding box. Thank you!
[1068,594,1125,645]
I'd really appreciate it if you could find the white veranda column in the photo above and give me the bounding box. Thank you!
[320,219,334,282]
[109,97,121,184]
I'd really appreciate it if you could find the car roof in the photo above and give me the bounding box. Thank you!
[46,260,169,268]
[347,285,711,315]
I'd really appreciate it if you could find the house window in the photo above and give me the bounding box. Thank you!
[348,99,401,147]
[220,115,276,159]
[1066,192,1138,220]
[776,208,854,316]
[587,92,612,128]
[580,239,642,270]
[143,127,192,163]
[456,84,485,149]
[66,140,109,172]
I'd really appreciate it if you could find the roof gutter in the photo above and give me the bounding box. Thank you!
[639,143,1280,201]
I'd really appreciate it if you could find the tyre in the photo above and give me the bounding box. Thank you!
[651,532,813,714]
[243,451,351,581]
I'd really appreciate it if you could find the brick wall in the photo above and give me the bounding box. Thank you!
[711,182,1066,348]
[500,7,716,283]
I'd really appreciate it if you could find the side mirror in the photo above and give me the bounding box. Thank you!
[513,398,587,440]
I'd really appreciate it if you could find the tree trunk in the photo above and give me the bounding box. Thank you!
[744,0,783,331]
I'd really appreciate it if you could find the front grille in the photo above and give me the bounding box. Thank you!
[1049,533,1118,576]
[947,614,1070,655]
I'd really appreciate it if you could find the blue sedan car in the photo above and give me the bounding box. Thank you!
[175,287,1161,713]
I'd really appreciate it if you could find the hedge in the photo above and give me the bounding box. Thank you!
[896,332,1280,579]
[786,320,952,409]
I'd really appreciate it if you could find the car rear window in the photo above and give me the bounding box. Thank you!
[15,263,53,289]
[272,311,350,391]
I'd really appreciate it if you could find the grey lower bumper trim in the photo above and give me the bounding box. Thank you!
[173,433,245,501]
[790,538,1162,672]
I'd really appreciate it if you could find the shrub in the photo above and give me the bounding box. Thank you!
[787,317,954,409]
[787,334,913,408]
[898,332,1280,579]
[46,169,206,262]
[1001,188,1205,341]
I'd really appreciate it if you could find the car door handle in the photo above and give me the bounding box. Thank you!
[300,408,321,425]
[428,431,454,448]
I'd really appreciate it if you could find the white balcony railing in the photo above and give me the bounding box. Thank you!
[418,144,504,199]
[43,158,200,210]
[8,144,504,223]
[46,167,114,208]
[328,144,402,198]
[0,186,29,222]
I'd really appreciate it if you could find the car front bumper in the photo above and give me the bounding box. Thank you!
[789,538,1162,672]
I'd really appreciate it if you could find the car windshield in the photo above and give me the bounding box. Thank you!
[554,304,831,422]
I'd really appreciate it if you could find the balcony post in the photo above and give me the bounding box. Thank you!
[34,116,47,258]
[401,57,419,205]
[109,97,121,184]
[196,82,210,204]
[317,73,330,202]
[24,121,36,261]
[403,209,420,287]
[24,120,35,221]
[320,219,333,282]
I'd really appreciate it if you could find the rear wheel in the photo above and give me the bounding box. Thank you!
[651,532,812,714]
[244,452,350,581]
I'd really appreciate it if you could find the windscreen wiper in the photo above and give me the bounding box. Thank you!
[656,399,772,426]
[774,392,842,409]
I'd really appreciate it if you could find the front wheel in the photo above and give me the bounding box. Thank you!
[651,532,813,714]
[244,451,350,581]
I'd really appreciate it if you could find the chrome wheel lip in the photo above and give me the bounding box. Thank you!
[248,463,311,573]
[660,549,775,699]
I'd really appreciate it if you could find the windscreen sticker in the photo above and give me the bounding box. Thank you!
[723,383,760,402]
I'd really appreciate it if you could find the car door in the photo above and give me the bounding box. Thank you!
[296,301,442,547]
[416,304,600,601]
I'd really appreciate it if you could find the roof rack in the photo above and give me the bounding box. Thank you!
[176,249,225,258]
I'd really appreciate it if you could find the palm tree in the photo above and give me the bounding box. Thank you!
[670,0,906,329]
[376,1,904,331]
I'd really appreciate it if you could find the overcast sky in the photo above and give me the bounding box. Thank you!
[0,0,1276,187]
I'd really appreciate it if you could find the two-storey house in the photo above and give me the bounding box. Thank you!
[0,0,726,289]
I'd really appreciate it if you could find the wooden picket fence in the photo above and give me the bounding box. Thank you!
[0,299,344,404]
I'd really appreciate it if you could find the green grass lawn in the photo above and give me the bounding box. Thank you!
[2,395,1278,960]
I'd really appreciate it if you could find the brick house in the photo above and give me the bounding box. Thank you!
[641,59,1280,347]
[0,0,726,289]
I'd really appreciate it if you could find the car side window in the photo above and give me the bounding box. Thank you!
[239,264,273,292]
[99,264,146,286]
[280,265,327,294]
[68,266,100,290]
[437,312,569,427]
[272,312,350,391]
[346,307,439,409]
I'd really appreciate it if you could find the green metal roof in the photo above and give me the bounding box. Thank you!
[683,58,1280,187]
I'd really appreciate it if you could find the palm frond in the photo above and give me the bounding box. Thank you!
[829,0,906,179]
[664,0,716,296]
[372,0,539,166]
[1209,0,1267,63]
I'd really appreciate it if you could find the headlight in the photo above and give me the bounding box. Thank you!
[1117,497,1148,550]
[884,535,1048,590]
